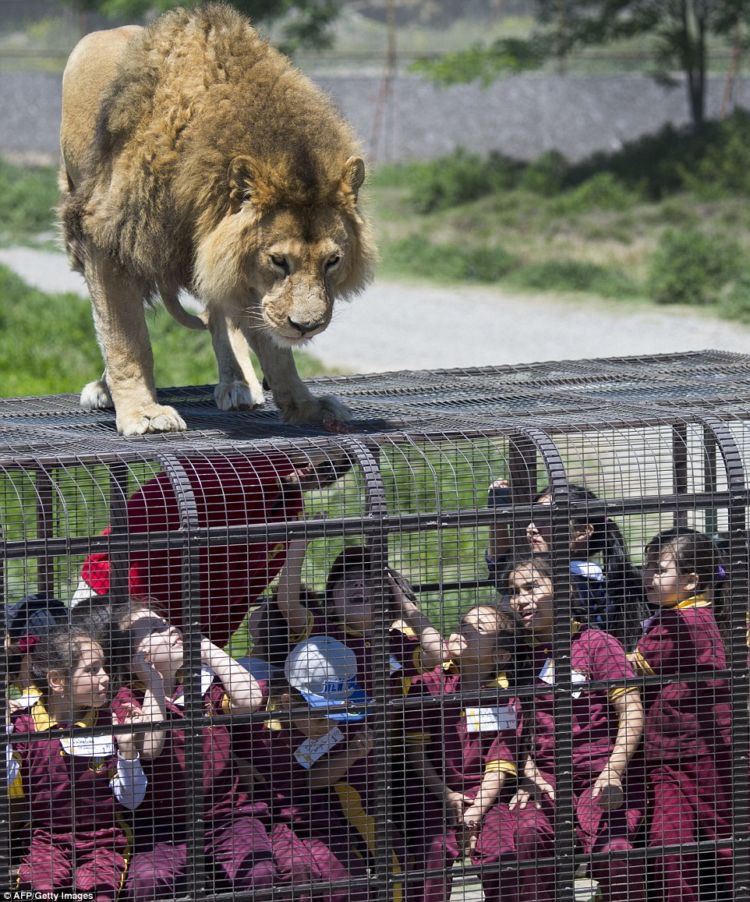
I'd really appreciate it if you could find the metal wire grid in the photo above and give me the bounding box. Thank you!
[0,350,747,901]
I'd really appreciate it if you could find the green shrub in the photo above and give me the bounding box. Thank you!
[509,258,640,298]
[383,234,516,282]
[647,228,743,306]
[398,149,522,214]
[518,150,568,195]
[551,172,642,215]
[720,271,750,322]
[680,114,750,199]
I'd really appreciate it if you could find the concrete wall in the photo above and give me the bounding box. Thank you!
[2,68,746,165]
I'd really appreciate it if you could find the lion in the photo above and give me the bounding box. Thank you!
[59,3,375,435]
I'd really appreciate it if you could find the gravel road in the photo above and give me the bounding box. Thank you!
[3,245,750,372]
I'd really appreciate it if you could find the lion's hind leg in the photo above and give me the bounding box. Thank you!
[84,247,187,435]
[208,309,265,412]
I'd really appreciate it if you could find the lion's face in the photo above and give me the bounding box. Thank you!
[247,205,359,347]
[193,157,374,347]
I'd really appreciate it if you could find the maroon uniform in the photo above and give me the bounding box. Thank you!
[249,681,403,902]
[113,674,275,900]
[11,703,129,901]
[296,610,423,697]
[488,624,644,902]
[631,596,732,902]
[78,453,305,647]
[405,662,522,902]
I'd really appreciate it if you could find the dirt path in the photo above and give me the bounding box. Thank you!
[3,246,750,371]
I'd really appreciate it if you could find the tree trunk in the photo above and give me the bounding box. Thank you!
[682,0,707,131]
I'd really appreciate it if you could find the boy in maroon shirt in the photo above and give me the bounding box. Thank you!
[249,635,398,902]
[10,622,146,900]
[404,605,523,902]
[632,528,732,902]
[112,602,275,900]
[74,452,349,647]
[498,553,645,902]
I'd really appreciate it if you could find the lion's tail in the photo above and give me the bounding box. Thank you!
[162,290,207,331]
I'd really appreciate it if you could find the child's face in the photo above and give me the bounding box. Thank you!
[130,612,184,675]
[68,640,110,709]
[446,606,513,669]
[526,494,592,556]
[507,564,555,640]
[331,571,376,634]
[644,550,697,608]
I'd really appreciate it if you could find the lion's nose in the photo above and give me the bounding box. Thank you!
[287,317,322,336]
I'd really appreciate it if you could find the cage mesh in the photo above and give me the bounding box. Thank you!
[1,350,748,901]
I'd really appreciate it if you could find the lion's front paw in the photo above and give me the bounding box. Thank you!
[214,380,264,412]
[116,403,187,436]
[282,393,352,429]
[80,380,113,410]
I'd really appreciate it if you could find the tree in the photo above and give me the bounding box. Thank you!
[414,1,750,131]
[61,0,342,52]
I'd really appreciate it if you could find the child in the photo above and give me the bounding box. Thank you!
[487,481,645,648]
[632,528,732,902]
[250,635,399,902]
[112,601,274,900]
[274,542,446,696]
[499,552,645,902]
[5,593,68,710]
[404,604,524,902]
[9,621,146,900]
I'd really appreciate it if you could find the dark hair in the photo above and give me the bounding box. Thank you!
[325,546,399,622]
[534,484,646,648]
[6,594,68,682]
[252,587,323,669]
[29,623,102,699]
[502,551,633,656]
[645,527,725,613]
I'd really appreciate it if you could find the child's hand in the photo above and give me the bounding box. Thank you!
[444,788,469,827]
[509,788,540,811]
[289,512,327,555]
[461,804,484,854]
[113,704,142,760]
[131,648,163,687]
[487,478,512,508]
[349,728,374,761]
[592,769,624,811]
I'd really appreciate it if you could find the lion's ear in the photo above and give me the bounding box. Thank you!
[341,156,366,202]
[228,155,276,212]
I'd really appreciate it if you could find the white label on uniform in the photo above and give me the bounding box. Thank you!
[389,655,403,673]
[60,734,115,757]
[464,705,517,733]
[571,669,586,699]
[538,659,587,699]
[295,726,344,770]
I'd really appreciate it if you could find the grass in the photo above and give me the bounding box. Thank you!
[0,158,59,245]
[0,264,331,398]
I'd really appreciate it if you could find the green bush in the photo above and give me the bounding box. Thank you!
[550,172,642,215]
[397,149,522,214]
[680,114,750,199]
[720,271,750,322]
[509,258,640,298]
[647,228,743,306]
[518,150,568,195]
[384,234,516,282]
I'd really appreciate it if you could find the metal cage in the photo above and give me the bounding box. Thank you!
[1,350,748,902]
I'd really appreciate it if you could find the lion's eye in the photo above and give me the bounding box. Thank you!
[325,253,341,271]
[270,254,290,275]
